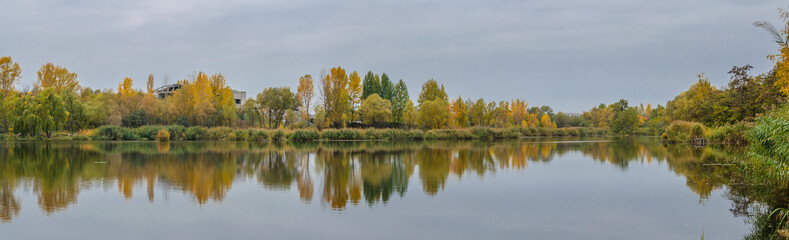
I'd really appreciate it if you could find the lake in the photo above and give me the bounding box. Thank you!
[0,137,769,239]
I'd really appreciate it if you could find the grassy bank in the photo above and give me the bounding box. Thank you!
[1,125,620,142]
[661,120,751,146]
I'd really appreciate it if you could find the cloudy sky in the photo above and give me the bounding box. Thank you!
[3,0,786,112]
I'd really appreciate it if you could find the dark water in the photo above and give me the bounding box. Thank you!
[0,137,771,239]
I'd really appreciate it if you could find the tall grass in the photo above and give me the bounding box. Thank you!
[662,120,707,143]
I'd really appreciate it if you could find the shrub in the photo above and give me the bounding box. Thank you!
[706,122,751,146]
[206,127,233,140]
[165,125,187,140]
[271,129,286,142]
[424,129,474,140]
[249,129,269,141]
[405,129,424,140]
[662,120,707,143]
[71,135,90,141]
[289,129,320,142]
[136,126,163,140]
[185,127,206,140]
[234,130,249,141]
[156,129,171,142]
[321,129,364,140]
[95,126,135,141]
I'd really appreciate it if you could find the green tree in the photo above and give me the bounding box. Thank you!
[362,71,381,100]
[403,99,418,128]
[257,87,297,128]
[359,94,392,127]
[418,99,449,129]
[380,73,394,101]
[391,80,409,124]
[610,107,640,135]
[468,98,486,126]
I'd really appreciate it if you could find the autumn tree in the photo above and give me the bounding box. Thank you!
[755,8,789,96]
[296,74,314,122]
[257,87,297,128]
[320,67,350,127]
[468,98,486,126]
[0,56,22,96]
[348,71,362,120]
[147,74,155,95]
[403,99,418,128]
[495,101,511,128]
[510,99,528,127]
[358,94,392,127]
[118,77,137,97]
[417,79,448,105]
[450,96,468,127]
[418,99,449,129]
[36,63,79,93]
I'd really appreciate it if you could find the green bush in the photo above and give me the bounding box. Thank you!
[135,126,163,140]
[424,129,474,140]
[321,129,364,140]
[249,129,269,141]
[662,120,707,143]
[71,135,90,141]
[165,125,187,140]
[233,130,249,141]
[95,126,137,141]
[707,123,750,145]
[185,127,206,140]
[156,129,170,142]
[405,129,425,140]
[289,129,320,142]
[271,129,286,142]
[206,127,233,140]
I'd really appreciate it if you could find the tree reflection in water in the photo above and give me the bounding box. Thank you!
[0,138,785,237]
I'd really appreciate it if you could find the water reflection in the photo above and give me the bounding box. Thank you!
[0,138,760,222]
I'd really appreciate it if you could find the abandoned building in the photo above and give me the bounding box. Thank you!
[154,83,246,108]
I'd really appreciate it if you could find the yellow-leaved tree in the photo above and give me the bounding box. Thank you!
[36,63,79,93]
[297,74,314,122]
[756,7,789,96]
[0,56,22,96]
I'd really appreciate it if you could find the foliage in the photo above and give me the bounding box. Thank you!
[257,87,297,128]
[359,94,392,127]
[0,56,22,95]
[156,129,170,142]
[418,99,449,129]
[662,121,708,143]
[296,74,314,122]
[185,127,206,140]
[417,79,447,105]
[35,63,79,93]
[289,129,320,142]
[707,122,751,146]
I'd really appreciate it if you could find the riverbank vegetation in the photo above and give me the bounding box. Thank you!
[23,125,611,142]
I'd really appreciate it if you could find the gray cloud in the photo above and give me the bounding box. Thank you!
[2,0,785,112]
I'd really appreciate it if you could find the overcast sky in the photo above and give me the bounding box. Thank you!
[2,0,786,112]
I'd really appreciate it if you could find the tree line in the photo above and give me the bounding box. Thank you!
[0,61,571,137]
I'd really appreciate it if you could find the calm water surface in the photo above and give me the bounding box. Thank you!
[0,137,763,239]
